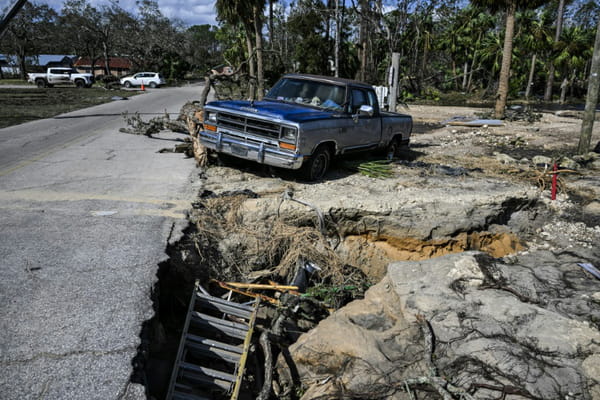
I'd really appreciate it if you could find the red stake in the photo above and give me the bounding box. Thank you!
[551,163,558,200]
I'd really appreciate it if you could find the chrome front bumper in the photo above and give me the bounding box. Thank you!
[199,130,304,170]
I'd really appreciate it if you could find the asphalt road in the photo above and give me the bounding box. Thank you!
[0,84,209,399]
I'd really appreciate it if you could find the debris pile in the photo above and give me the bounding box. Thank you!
[119,111,188,137]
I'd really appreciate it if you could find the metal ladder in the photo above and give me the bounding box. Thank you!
[166,281,259,400]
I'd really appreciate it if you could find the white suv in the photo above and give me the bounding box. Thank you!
[120,72,166,88]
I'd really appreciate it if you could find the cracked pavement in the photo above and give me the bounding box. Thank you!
[0,84,209,399]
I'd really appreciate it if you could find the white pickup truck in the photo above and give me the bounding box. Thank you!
[27,67,95,88]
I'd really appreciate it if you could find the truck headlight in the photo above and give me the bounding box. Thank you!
[206,112,217,123]
[281,126,297,142]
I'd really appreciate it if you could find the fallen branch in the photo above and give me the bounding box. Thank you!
[257,331,273,400]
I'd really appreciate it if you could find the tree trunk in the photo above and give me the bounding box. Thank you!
[254,5,264,100]
[525,53,536,99]
[544,0,565,101]
[462,61,468,90]
[246,34,256,100]
[268,0,274,50]
[102,42,110,76]
[358,0,368,81]
[421,34,429,84]
[578,20,600,154]
[559,77,568,104]
[494,0,516,119]
[467,50,478,92]
[18,49,26,80]
[452,60,458,90]
[334,0,340,77]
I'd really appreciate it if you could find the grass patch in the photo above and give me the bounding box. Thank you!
[0,79,31,85]
[0,87,139,129]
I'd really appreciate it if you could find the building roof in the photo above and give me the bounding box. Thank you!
[31,55,77,66]
[74,57,132,69]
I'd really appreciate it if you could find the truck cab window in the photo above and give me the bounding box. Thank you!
[351,89,373,114]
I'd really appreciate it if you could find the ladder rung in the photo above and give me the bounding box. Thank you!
[172,389,211,400]
[186,339,241,364]
[180,363,235,391]
[187,334,244,354]
[196,293,253,319]
[191,312,248,340]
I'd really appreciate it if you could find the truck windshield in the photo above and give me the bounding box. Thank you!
[265,78,346,111]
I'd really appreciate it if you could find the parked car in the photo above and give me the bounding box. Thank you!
[199,73,412,180]
[27,68,94,88]
[120,72,166,88]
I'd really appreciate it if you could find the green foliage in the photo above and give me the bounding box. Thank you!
[286,0,331,75]
[1,0,597,104]
[184,24,220,73]
[343,159,395,179]
[303,283,369,309]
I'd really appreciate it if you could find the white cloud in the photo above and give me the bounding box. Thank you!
[32,0,217,27]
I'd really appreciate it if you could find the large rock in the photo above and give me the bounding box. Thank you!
[277,251,600,399]
[225,171,538,241]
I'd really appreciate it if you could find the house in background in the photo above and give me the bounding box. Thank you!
[27,54,77,70]
[73,57,132,77]
[0,55,20,76]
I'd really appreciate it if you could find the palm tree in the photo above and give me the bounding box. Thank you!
[471,0,548,118]
[215,0,265,99]
[554,26,594,102]
[516,10,552,99]
[544,0,566,101]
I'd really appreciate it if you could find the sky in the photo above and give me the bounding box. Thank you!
[0,0,219,27]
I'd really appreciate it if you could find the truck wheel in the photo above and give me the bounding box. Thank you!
[75,80,84,88]
[386,137,408,160]
[386,138,400,160]
[300,146,331,181]
[36,79,46,88]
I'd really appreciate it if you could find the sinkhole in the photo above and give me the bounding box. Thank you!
[131,189,529,400]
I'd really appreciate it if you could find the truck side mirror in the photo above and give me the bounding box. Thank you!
[359,105,374,117]
[353,104,374,122]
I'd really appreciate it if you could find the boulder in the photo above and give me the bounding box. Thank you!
[532,155,553,167]
[277,251,600,399]
[560,157,579,170]
[494,152,517,164]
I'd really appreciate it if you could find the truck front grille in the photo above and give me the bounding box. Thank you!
[218,112,280,139]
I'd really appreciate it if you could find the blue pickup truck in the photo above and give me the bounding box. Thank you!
[199,74,412,180]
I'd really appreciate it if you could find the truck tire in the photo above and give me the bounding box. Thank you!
[386,136,409,160]
[300,146,331,181]
[75,79,84,88]
[386,137,400,160]
[36,79,47,88]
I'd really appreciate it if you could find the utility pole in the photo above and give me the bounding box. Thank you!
[578,20,600,154]
[0,0,27,38]
[389,52,400,112]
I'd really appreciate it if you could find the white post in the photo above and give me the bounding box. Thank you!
[389,52,400,112]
